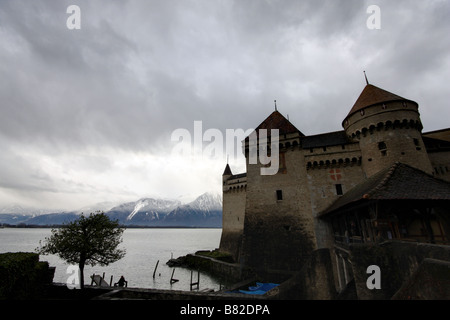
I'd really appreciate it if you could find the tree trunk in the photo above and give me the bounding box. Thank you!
[79,258,86,290]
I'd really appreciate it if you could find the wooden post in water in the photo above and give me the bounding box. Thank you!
[110,275,113,286]
[190,270,200,290]
[170,268,179,284]
[153,260,159,279]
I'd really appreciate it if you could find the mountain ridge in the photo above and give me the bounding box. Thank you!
[0,192,222,227]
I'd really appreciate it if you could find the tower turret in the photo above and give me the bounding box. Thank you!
[343,84,432,177]
[223,163,232,181]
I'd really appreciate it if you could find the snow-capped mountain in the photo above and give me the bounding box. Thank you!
[188,192,222,212]
[0,204,68,225]
[0,193,223,227]
[75,201,121,215]
[163,193,222,227]
[107,193,222,227]
[106,198,181,225]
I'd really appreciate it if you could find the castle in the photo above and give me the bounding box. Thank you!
[219,81,450,299]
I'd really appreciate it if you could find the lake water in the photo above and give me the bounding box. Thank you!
[0,227,225,291]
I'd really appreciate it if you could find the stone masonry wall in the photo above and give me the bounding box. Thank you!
[220,184,246,260]
[344,101,433,177]
[428,150,450,182]
[349,241,450,299]
[240,148,317,275]
[305,143,366,248]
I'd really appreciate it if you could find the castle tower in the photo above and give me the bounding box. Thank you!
[219,163,247,261]
[240,110,317,275]
[222,163,232,184]
[343,84,433,177]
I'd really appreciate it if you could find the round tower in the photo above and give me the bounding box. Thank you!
[342,83,433,177]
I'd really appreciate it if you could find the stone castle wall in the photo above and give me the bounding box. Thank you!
[240,148,317,274]
[220,175,246,260]
[306,160,366,248]
[428,150,450,182]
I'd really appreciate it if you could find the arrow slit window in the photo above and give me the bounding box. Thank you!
[276,190,283,201]
[378,141,387,156]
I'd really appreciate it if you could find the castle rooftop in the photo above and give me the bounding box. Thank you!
[250,110,304,138]
[320,162,450,217]
[302,130,349,149]
[345,84,417,119]
[223,164,232,176]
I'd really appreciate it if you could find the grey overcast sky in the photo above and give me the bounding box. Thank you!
[0,0,449,211]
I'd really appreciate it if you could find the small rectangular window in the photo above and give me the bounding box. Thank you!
[335,184,343,196]
[378,141,387,150]
[378,141,387,156]
[276,190,283,201]
[413,138,421,150]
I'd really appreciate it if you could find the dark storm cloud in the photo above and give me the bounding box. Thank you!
[0,1,142,150]
[0,0,194,155]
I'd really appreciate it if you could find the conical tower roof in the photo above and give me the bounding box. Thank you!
[249,110,304,138]
[223,163,232,176]
[345,84,417,119]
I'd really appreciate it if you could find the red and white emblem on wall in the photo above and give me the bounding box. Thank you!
[329,169,342,181]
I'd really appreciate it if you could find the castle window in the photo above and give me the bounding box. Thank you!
[335,184,343,196]
[413,138,421,150]
[378,141,387,150]
[276,190,283,201]
[378,141,387,156]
